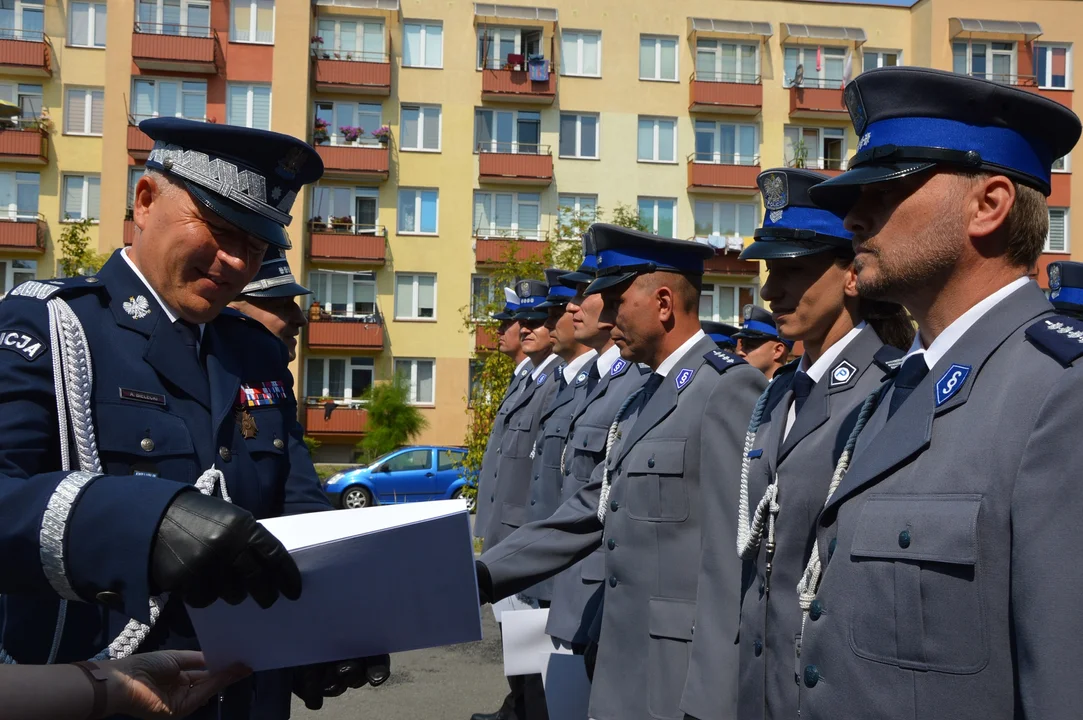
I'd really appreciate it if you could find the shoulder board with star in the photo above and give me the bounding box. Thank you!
[703,348,747,373]
[3,276,105,302]
[872,344,906,372]
[1025,314,1083,366]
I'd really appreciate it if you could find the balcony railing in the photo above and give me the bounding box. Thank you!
[788,85,848,118]
[313,44,392,96]
[689,72,763,114]
[475,324,499,351]
[132,23,218,73]
[303,405,369,436]
[784,76,846,90]
[0,213,45,251]
[481,59,556,104]
[475,236,548,264]
[314,142,390,181]
[0,124,47,164]
[687,155,761,193]
[0,29,50,76]
[478,144,554,185]
[126,122,156,160]
[307,311,385,351]
[308,224,387,264]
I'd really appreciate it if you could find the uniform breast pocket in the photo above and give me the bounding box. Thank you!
[568,424,608,479]
[624,440,687,523]
[647,597,696,719]
[848,494,987,674]
[507,414,536,457]
[97,403,195,481]
[541,424,569,470]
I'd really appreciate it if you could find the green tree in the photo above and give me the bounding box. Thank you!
[355,376,428,463]
[57,218,109,277]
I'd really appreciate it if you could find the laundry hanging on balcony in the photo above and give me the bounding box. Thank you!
[528,55,549,81]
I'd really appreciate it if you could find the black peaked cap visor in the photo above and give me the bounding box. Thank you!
[807,162,936,215]
[184,181,290,249]
[584,270,639,295]
[740,236,853,260]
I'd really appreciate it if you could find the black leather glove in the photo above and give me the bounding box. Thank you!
[150,490,302,609]
[476,559,493,605]
[584,640,597,683]
[293,655,391,710]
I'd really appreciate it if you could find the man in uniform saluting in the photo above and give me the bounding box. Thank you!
[0,118,386,719]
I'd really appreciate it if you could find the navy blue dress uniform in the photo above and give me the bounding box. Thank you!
[702,320,738,351]
[789,68,1083,719]
[1047,261,1083,317]
[733,304,793,350]
[0,119,335,719]
[477,226,767,720]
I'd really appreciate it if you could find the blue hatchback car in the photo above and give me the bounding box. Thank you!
[322,445,471,509]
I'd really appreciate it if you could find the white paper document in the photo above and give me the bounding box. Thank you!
[500,608,571,676]
[492,593,538,624]
[542,652,591,720]
[188,500,482,673]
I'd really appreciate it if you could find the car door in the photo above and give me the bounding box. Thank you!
[377,448,435,503]
[435,449,467,498]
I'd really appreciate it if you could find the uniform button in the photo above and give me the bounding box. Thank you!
[533,474,539,482]
[607,538,616,550]
[898,530,911,549]
[809,599,823,621]
[754,640,763,657]
[647,455,655,468]
[609,575,618,588]
[497,448,502,455]
[582,438,588,447]
[490,495,494,502]
[219,446,232,462]
[803,664,820,688]
[609,500,619,512]
[530,499,536,506]
[273,438,285,450]
[140,437,155,452]
[758,580,765,598]
[828,538,837,559]
[95,591,122,609]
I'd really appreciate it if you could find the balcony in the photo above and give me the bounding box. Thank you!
[131,23,218,74]
[788,85,848,120]
[1050,172,1071,206]
[475,325,498,352]
[123,211,141,247]
[315,142,390,182]
[307,313,384,352]
[304,405,369,437]
[0,125,47,164]
[478,145,553,186]
[481,60,556,104]
[313,49,392,96]
[0,30,50,76]
[308,224,386,265]
[127,123,154,160]
[689,73,763,115]
[687,156,760,194]
[474,236,548,265]
[704,250,758,275]
[0,214,44,251]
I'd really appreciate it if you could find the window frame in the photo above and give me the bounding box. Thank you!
[137,0,211,36]
[952,40,1017,84]
[474,108,540,155]
[558,112,599,159]
[1053,154,1071,173]
[0,0,44,41]
[783,45,847,88]
[637,196,677,238]
[64,86,104,136]
[0,258,37,297]
[699,282,759,325]
[308,269,378,319]
[693,199,760,240]
[61,173,101,223]
[639,34,678,82]
[68,1,107,48]
[227,82,271,130]
[637,115,678,164]
[394,358,436,405]
[861,48,900,72]
[470,274,495,321]
[475,25,543,70]
[402,20,443,69]
[693,120,758,166]
[314,100,383,146]
[131,77,208,123]
[0,170,40,220]
[695,38,760,83]
[561,29,601,78]
[315,15,386,61]
[1035,42,1072,90]
[400,103,442,152]
[0,82,42,123]
[397,188,439,235]
[472,191,541,240]
[305,355,375,404]
[557,193,598,237]
[230,0,275,45]
[310,185,379,232]
[1046,207,1070,253]
[784,125,848,171]
[394,272,438,321]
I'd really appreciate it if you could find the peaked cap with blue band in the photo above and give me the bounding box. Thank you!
[584,223,714,295]
[492,287,521,321]
[809,67,1082,214]
[513,279,550,321]
[140,117,324,249]
[702,320,739,348]
[740,168,853,260]
[560,229,599,286]
[239,246,311,298]
[1048,261,1083,315]
[537,268,577,308]
[733,304,793,347]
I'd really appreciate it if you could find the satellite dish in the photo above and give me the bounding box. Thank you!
[794,64,805,87]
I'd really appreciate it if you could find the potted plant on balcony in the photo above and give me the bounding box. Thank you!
[308,216,325,233]
[339,125,363,145]
[313,117,329,145]
[372,125,391,145]
[331,215,354,233]
[311,35,324,55]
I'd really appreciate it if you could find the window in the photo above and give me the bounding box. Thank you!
[314,101,381,145]
[784,126,848,171]
[696,39,758,83]
[952,41,1015,84]
[395,358,435,404]
[64,87,104,136]
[561,30,600,77]
[438,448,465,471]
[637,116,677,163]
[132,78,207,122]
[558,113,598,159]
[395,273,436,320]
[227,84,271,130]
[694,200,758,239]
[783,45,847,88]
[311,186,379,232]
[231,0,274,44]
[0,171,39,219]
[403,21,442,68]
[309,270,377,318]
[473,192,541,239]
[315,16,385,61]
[470,275,495,320]
[0,0,43,41]
[558,194,597,236]
[638,197,676,238]
[62,175,100,221]
[305,356,374,402]
[0,83,42,122]
[700,283,757,325]
[397,189,438,234]
[862,49,899,73]
[1036,44,1071,90]
[468,359,485,406]
[639,35,677,81]
[69,2,106,47]
[0,259,36,297]
[1047,208,1069,252]
[476,26,542,69]
[1053,155,1071,173]
[475,109,540,154]
[138,0,210,36]
[694,121,757,165]
[127,167,143,209]
[401,104,441,151]
[387,449,432,472]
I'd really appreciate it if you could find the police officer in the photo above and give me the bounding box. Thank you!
[1047,261,1083,318]
[701,320,739,351]
[684,168,911,720]
[733,305,793,377]
[475,225,766,720]
[792,67,1082,719]
[229,248,311,361]
[0,118,386,719]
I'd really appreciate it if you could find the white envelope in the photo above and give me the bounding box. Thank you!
[492,593,537,623]
[500,608,571,676]
[188,500,482,673]
[541,652,591,720]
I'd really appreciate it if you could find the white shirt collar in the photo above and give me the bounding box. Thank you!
[562,349,598,383]
[904,276,1031,369]
[514,357,533,377]
[121,247,180,323]
[655,330,707,378]
[799,322,867,383]
[595,344,622,376]
[530,353,560,380]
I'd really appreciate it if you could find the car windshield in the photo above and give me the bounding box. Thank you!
[368,451,401,468]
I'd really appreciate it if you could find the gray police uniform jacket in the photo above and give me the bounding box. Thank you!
[480,336,765,720]
[799,282,1083,720]
[474,363,532,539]
[481,356,561,551]
[698,325,899,720]
[545,356,648,645]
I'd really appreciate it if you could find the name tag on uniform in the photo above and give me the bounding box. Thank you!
[119,388,167,406]
[237,381,289,407]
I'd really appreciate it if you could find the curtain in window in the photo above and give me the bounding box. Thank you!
[71,3,90,45]
[581,33,598,75]
[65,89,86,134]
[424,24,441,66]
[63,177,83,219]
[255,0,274,44]
[403,24,421,66]
[89,90,103,133]
[251,86,270,129]
[395,274,413,316]
[421,107,439,149]
[362,22,383,60]
[417,276,435,317]
[398,191,416,232]
[133,80,155,119]
[306,359,325,398]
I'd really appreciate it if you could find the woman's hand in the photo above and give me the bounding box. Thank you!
[104,650,250,719]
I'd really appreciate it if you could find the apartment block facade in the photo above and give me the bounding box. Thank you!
[0,0,1077,461]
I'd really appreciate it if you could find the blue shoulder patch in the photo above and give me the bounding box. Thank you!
[5,276,104,301]
[0,329,47,361]
[610,358,629,377]
[703,349,746,372]
[1025,314,1083,367]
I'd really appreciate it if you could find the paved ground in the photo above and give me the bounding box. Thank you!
[290,608,507,720]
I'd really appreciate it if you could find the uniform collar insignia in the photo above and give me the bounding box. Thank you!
[123,295,151,320]
[934,363,971,407]
[611,358,628,376]
[576,372,588,385]
[674,367,695,390]
[536,372,548,385]
[829,359,858,387]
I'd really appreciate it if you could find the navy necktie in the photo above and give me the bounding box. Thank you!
[641,373,664,403]
[887,355,929,419]
[558,373,568,392]
[791,371,815,416]
[587,363,601,393]
[176,320,207,380]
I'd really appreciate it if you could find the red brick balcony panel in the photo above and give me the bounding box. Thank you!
[131,25,217,73]
[307,320,384,350]
[475,238,547,264]
[0,36,50,76]
[704,251,759,275]
[689,77,762,113]
[1032,87,1073,109]
[0,127,46,164]
[123,218,141,247]
[309,229,386,264]
[1050,173,1071,207]
[315,144,390,180]
[478,150,553,185]
[0,217,43,250]
[789,86,847,117]
[475,325,498,351]
[305,406,368,436]
[687,161,761,192]
[314,58,391,95]
[481,67,555,104]
[127,124,154,159]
